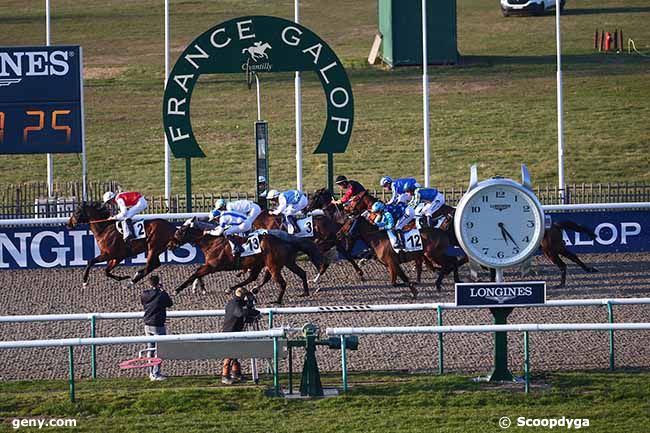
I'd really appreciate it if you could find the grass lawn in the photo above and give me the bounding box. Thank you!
[1,370,649,432]
[0,0,649,195]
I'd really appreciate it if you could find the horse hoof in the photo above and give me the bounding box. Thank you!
[82,282,88,288]
[554,283,565,289]
[127,281,135,289]
[224,288,233,294]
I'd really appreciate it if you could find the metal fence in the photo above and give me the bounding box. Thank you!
[2,181,650,218]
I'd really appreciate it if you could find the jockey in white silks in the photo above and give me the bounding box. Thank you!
[266,189,308,233]
[204,199,261,255]
[103,191,148,241]
[405,181,447,228]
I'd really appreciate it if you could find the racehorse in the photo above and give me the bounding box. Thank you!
[253,195,366,282]
[338,214,462,296]
[168,224,328,304]
[67,202,178,287]
[541,220,599,287]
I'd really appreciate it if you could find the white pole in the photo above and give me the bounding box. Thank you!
[421,0,430,188]
[164,0,172,207]
[79,48,88,201]
[294,0,303,191]
[555,0,565,203]
[46,0,54,197]
[255,75,261,121]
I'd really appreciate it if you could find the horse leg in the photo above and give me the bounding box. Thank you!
[82,253,111,287]
[338,245,365,282]
[251,269,272,295]
[175,265,215,294]
[395,263,417,299]
[129,254,161,287]
[192,277,206,295]
[228,265,263,293]
[547,253,567,288]
[286,262,310,297]
[104,259,130,282]
[414,257,423,284]
[268,264,288,305]
[559,248,598,273]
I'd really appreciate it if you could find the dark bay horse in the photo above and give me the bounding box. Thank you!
[541,220,599,287]
[67,203,178,287]
[169,224,328,304]
[253,194,366,282]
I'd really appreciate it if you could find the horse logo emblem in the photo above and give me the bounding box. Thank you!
[242,41,272,62]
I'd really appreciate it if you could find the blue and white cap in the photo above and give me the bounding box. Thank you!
[214,199,227,210]
[379,176,393,187]
[209,209,221,221]
[371,201,385,213]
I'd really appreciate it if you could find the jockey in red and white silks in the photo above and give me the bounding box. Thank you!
[103,191,148,241]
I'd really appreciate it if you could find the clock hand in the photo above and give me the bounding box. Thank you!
[498,222,509,245]
[501,224,520,249]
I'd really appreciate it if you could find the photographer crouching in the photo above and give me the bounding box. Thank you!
[221,287,261,385]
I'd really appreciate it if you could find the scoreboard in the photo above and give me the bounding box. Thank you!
[0,45,83,154]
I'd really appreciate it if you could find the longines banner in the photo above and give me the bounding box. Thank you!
[163,15,354,157]
[0,210,648,269]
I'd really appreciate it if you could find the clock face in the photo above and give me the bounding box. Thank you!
[455,181,544,268]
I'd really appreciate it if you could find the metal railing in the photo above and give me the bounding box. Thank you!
[326,322,650,393]
[2,297,649,380]
[2,182,650,218]
[0,329,286,402]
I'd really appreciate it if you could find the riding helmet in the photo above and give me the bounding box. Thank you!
[102,191,116,203]
[379,176,392,187]
[371,201,385,213]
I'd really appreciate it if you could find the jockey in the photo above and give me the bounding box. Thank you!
[405,182,447,228]
[267,189,308,233]
[103,191,148,242]
[380,176,420,206]
[332,175,366,206]
[369,201,407,251]
[194,199,227,232]
[204,199,261,255]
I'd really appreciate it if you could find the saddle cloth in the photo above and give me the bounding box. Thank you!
[387,228,423,253]
[229,230,267,257]
[286,215,314,238]
[115,220,146,240]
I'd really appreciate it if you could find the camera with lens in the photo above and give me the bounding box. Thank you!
[242,292,261,324]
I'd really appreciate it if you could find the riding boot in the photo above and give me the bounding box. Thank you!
[287,215,300,233]
[121,220,133,242]
[227,235,243,256]
[392,230,404,251]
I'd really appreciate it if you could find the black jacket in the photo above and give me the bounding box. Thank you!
[141,288,173,327]
[223,297,245,333]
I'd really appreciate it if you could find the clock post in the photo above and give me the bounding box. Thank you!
[454,164,547,383]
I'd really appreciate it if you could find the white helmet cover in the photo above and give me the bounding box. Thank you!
[266,189,280,199]
[102,191,116,203]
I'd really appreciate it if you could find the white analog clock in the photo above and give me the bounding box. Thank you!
[454,165,545,269]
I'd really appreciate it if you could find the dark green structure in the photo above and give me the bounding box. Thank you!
[378,0,458,66]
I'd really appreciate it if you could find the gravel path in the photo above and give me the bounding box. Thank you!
[1,253,649,381]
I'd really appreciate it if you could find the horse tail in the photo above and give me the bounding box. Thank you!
[553,220,596,240]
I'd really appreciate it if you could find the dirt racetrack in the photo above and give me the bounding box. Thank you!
[1,253,649,381]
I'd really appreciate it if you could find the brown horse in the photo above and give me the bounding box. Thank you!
[253,194,366,282]
[541,220,599,287]
[338,214,462,295]
[67,202,178,287]
[168,224,328,304]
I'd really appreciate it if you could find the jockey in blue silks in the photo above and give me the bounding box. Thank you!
[380,176,420,205]
[267,189,308,233]
[370,201,412,251]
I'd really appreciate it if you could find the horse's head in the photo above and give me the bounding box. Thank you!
[170,220,203,247]
[344,191,376,215]
[67,202,109,228]
[306,188,333,212]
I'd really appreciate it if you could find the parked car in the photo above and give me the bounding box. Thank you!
[500,0,566,16]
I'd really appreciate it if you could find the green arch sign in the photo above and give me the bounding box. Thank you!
[163,15,354,158]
